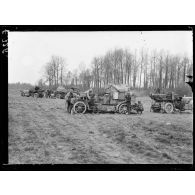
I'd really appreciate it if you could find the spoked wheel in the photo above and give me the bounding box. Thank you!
[73,101,87,114]
[164,102,174,113]
[118,103,128,114]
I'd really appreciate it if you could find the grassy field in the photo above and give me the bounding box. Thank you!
[8,88,193,164]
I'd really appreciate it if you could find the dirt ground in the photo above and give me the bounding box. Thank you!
[8,88,193,164]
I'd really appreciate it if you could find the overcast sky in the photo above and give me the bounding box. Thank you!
[8,31,193,85]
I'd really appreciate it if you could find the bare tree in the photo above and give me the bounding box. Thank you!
[41,49,192,92]
[42,55,66,89]
[158,51,164,90]
[132,49,138,88]
[139,48,144,88]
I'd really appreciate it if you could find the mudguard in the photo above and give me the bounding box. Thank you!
[116,101,127,111]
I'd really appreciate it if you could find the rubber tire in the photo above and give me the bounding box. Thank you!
[73,101,87,114]
[164,102,174,113]
[118,103,128,114]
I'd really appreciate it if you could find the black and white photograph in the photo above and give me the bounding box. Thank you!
[1,1,195,194]
[5,27,193,166]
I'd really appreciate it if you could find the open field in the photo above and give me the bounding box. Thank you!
[8,88,193,164]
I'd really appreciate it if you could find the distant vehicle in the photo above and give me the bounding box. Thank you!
[150,75,193,113]
[29,86,45,98]
[44,89,53,98]
[55,91,66,99]
[20,86,45,98]
[20,89,30,97]
[150,92,193,113]
[55,86,67,99]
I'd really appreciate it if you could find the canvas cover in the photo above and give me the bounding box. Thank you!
[105,84,129,93]
[56,86,67,93]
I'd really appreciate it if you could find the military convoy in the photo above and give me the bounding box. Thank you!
[19,75,193,115]
[20,86,44,98]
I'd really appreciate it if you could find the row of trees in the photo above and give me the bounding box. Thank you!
[90,48,193,90]
[40,48,193,91]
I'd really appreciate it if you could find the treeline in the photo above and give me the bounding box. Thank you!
[90,48,193,90]
[39,55,92,91]
[40,48,193,91]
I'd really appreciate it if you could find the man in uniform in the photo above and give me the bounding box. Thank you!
[125,91,131,115]
[86,89,93,105]
[86,88,97,112]
[86,88,93,99]
[65,88,74,113]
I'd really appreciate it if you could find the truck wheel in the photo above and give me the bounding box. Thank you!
[73,101,87,114]
[118,103,128,114]
[164,102,174,113]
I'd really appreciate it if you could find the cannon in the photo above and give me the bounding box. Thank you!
[150,75,193,113]
[150,92,193,113]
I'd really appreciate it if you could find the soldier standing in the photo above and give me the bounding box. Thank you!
[86,88,94,106]
[65,88,74,113]
[125,91,131,115]
[86,88,93,99]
